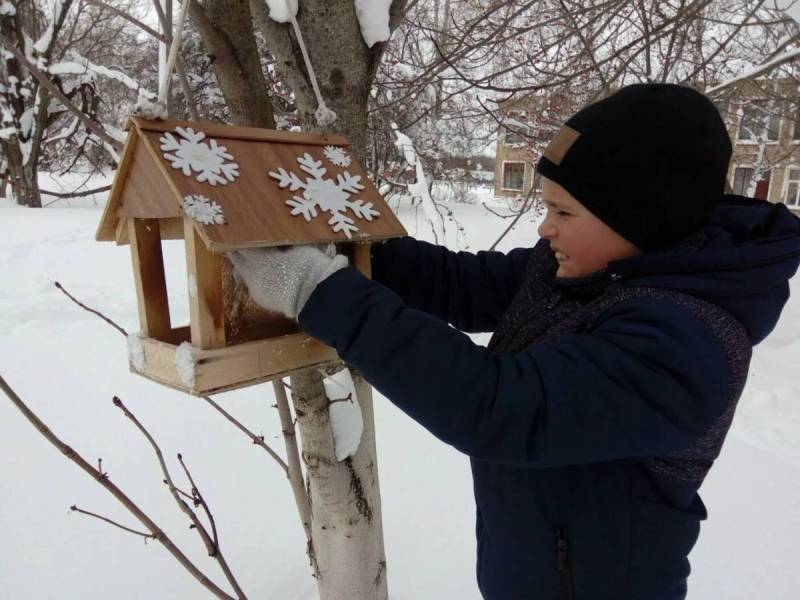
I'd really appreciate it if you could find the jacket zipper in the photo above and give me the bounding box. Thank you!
[557,527,576,600]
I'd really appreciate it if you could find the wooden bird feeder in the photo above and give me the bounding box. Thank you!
[96,117,406,396]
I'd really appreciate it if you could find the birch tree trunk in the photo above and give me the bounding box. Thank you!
[291,368,387,598]
[192,2,406,597]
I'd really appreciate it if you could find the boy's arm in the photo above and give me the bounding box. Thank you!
[299,267,733,468]
[369,236,533,333]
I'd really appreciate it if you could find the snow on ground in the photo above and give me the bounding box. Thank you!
[0,177,798,599]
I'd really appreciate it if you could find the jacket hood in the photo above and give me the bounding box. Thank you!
[606,195,800,345]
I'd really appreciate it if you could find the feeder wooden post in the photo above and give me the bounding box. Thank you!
[128,218,171,339]
[184,217,226,349]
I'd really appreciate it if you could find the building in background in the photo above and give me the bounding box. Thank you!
[721,78,800,215]
[494,80,800,216]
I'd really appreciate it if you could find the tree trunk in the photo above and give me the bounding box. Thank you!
[191,1,403,597]
[3,144,41,207]
[291,367,387,599]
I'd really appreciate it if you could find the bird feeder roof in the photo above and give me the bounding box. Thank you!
[96,117,406,251]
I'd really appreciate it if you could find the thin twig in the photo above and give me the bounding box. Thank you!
[82,0,165,41]
[7,180,111,200]
[70,505,156,541]
[53,282,288,474]
[201,395,289,474]
[54,281,128,336]
[488,185,538,251]
[272,380,315,573]
[0,375,235,600]
[112,397,248,600]
[177,453,220,552]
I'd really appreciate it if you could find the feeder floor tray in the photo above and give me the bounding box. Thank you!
[132,332,338,396]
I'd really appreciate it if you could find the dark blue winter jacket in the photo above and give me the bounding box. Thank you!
[298,195,800,600]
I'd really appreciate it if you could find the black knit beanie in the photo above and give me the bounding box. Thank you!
[536,83,732,251]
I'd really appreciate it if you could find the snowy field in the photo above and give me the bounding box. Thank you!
[1,175,798,599]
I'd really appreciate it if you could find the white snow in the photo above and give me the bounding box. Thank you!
[0,0,16,16]
[323,369,364,461]
[174,342,196,387]
[187,274,198,300]
[392,123,417,166]
[127,332,146,372]
[32,0,66,54]
[265,0,298,23]
[0,172,798,599]
[354,0,392,47]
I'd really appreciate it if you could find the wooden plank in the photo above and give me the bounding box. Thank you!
[159,217,184,240]
[96,130,139,241]
[352,241,372,279]
[115,215,129,245]
[135,333,338,396]
[184,217,226,349]
[132,116,349,147]
[117,138,182,219]
[128,219,171,339]
[114,217,183,247]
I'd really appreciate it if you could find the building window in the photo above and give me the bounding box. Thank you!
[737,101,780,142]
[503,115,530,145]
[502,162,525,191]
[733,167,772,198]
[784,167,800,207]
[732,167,753,195]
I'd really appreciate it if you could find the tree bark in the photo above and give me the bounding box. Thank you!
[190,2,404,597]
[291,367,387,599]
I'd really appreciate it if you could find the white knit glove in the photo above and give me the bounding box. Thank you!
[227,244,348,319]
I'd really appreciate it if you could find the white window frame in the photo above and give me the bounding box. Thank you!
[731,165,754,196]
[782,165,800,207]
[737,101,781,145]
[500,161,526,192]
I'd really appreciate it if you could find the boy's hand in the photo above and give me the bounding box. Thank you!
[227,244,348,320]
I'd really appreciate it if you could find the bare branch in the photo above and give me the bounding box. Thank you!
[177,453,220,551]
[82,0,165,42]
[70,505,156,541]
[54,281,128,336]
[273,379,313,547]
[111,396,248,600]
[52,282,290,473]
[0,375,235,600]
[0,32,122,151]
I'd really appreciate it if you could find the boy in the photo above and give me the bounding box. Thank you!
[230,84,800,599]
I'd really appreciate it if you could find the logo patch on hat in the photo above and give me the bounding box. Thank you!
[543,126,581,166]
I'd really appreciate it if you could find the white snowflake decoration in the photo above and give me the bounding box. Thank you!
[159,127,240,186]
[269,152,379,239]
[182,194,225,225]
[323,145,352,168]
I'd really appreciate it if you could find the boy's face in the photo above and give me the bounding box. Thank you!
[538,177,640,278]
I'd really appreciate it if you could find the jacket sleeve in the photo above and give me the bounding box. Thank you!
[298,267,731,468]
[368,236,533,333]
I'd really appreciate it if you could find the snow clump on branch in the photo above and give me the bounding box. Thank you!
[265,0,298,23]
[354,0,392,47]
